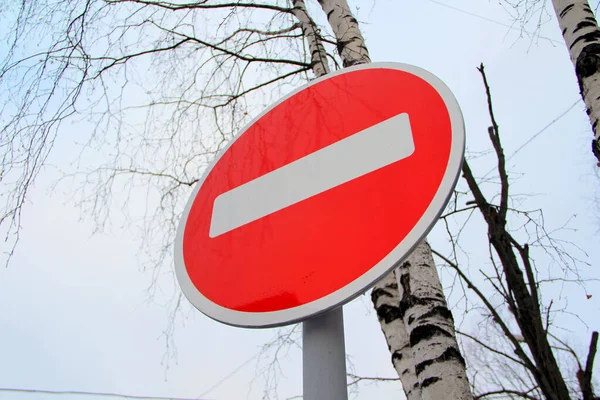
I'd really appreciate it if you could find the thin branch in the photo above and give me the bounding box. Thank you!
[105,0,294,14]
[441,205,479,219]
[214,66,310,108]
[92,38,194,77]
[215,24,302,46]
[457,330,529,368]
[432,248,537,372]
[475,388,540,400]
[110,168,198,187]
[158,28,310,68]
[346,373,400,386]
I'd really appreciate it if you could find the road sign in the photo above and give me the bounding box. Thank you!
[174,62,465,328]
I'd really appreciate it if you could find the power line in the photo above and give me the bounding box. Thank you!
[483,98,582,178]
[1,349,268,400]
[424,0,563,46]
[0,387,207,400]
[507,99,582,162]
[197,348,263,397]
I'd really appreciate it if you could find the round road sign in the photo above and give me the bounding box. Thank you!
[174,62,465,328]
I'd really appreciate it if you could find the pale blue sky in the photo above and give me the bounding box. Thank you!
[1,0,599,399]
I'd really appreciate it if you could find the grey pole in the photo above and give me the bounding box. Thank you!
[302,307,348,400]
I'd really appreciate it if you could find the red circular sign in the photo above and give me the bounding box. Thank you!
[175,63,464,327]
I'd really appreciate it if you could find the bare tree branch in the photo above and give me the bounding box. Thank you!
[105,0,294,14]
[474,388,540,400]
[346,373,400,387]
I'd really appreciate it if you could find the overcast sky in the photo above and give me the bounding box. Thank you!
[1,0,599,399]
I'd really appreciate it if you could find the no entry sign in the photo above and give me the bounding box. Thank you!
[174,62,465,328]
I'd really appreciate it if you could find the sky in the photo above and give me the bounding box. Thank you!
[1,0,600,399]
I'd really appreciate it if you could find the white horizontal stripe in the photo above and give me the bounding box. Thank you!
[209,113,415,238]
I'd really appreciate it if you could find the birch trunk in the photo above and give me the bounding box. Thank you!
[371,270,422,400]
[397,241,472,400]
[291,0,330,77]
[317,0,370,66]
[552,0,600,165]
[315,1,473,399]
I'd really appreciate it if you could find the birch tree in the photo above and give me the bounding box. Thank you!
[552,0,600,166]
[506,0,600,166]
[313,2,472,397]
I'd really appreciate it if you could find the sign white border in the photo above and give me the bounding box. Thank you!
[174,62,465,328]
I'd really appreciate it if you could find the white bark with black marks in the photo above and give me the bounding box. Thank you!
[319,3,471,398]
[291,0,330,77]
[371,271,422,400]
[317,0,370,67]
[397,241,473,400]
[552,0,600,165]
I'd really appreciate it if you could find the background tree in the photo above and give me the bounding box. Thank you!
[434,65,599,400]
[552,0,600,166]
[503,0,600,166]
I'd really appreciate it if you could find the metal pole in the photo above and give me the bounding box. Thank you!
[302,306,348,400]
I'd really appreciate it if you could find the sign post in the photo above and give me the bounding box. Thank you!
[174,62,465,398]
[303,308,347,400]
